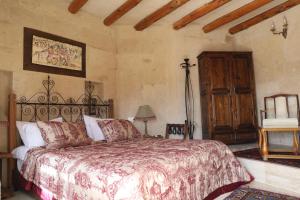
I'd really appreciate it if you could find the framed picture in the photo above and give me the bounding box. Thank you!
[23,27,86,78]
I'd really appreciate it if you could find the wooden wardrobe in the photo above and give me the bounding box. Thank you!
[198,51,257,144]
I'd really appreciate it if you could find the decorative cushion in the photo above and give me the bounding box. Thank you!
[263,118,298,128]
[119,120,142,139]
[97,119,142,142]
[37,121,91,148]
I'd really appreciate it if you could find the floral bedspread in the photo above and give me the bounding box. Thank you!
[21,138,252,200]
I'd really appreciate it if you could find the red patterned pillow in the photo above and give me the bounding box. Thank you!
[37,121,92,148]
[119,120,142,139]
[97,119,142,142]
[97,120,127,142]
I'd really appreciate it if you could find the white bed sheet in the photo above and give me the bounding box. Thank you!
[11,145,30,160]
[17,159,23,172]
[12,145,31,172]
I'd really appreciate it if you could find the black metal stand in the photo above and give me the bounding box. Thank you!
[181,58,196,139]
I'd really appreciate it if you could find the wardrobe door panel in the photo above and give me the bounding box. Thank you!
[199,58,210,139]
[212,94,233,132]
[234,92,256,131]
[210,56,231,90]
[209,55,234,139]
[232,56,251,90]
[232,53,257,142]
[213,132,235,144]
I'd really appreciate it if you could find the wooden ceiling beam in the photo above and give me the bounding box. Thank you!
[173,0,231,30]
[68,0,88,14]
[203,0,272,33]
[135,0,191,31]
[104,0,143,26]
[229,0,300,34]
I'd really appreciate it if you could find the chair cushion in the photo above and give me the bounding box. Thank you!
[263,118,299,128]
[275,97,289,118]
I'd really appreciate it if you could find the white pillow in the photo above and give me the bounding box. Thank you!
[11,145,30,160]
[16,117,63,148]
[83,115,111,141]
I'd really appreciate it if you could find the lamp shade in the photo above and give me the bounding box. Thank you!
[134,105,156,120]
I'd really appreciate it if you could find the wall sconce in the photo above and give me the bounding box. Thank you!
[270,16,288,39]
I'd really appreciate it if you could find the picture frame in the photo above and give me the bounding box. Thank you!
[23,27,86,78]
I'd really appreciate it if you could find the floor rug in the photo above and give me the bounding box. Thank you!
[225,187,300,200]
[234,148,300,168]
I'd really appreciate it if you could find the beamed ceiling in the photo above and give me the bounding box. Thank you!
[67,0,300,34]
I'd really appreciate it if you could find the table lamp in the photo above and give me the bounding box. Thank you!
[134,105,156,136]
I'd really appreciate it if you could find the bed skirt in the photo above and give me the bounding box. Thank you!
[17,172,253,200]
[18,173,56,200]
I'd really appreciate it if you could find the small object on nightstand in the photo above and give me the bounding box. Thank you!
[0,152,13,199]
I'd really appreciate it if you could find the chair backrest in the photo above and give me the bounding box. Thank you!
[165,123,188,140]
[264,94,300,119]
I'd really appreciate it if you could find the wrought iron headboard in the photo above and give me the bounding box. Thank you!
[16,76,113,122]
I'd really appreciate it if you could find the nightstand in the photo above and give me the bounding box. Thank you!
[0,152,13,199]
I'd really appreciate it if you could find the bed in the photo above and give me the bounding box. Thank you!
[7,76,253,200]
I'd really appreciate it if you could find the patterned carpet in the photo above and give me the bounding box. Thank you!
[234,148,300,168]
[225,187,300,200]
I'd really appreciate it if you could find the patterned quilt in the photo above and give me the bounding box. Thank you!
[21,138,253,200]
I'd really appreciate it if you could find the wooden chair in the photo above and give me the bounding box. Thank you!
[260,94,300,127]
[165,122,189,140]
[259,94,300,160]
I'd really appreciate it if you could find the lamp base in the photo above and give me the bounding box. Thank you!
[143,133,151,137]
[143,120,148,136]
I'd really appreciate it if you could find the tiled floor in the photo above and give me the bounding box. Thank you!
[249,181,300,197]
[229,142,258,152]
[232,142,300,196]
[6,191,37,200]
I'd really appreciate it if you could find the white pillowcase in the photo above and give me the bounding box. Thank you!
[11,145,30,160]
[16,117,63,148]
[83,115,111,141]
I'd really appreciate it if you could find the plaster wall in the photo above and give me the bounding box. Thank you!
[113,25,237,138]
[113,5,300,143]
[234,6,300,145]
[0,0,116,153]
